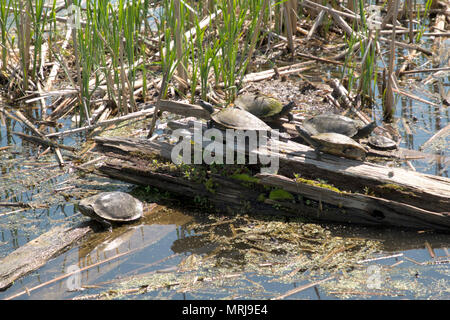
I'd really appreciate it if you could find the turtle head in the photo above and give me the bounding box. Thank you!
[281,101,295,115]
[295,124,319,149]
[78,200,96,219]
[198,100,215,115]
[281,101,296,121]
[354,121,377,139]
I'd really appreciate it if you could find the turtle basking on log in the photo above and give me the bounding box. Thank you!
[234,93,295,122]
[198,100,290,140]
[295,124,368,161]
[198,100,272,131]
[302,114,377,140]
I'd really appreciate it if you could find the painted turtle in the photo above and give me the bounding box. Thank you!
[78,192,143,231]
[368,135,397,150]
[303,114,377,139]
[199,100,272,131]
[295,124,367,160]
[234,94,295,122]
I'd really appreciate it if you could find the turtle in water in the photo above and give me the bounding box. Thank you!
[78,191,143,231]
[234,94,295,122]
[368,135,397,150]
[303,114,377,140]
[295,124,367,160]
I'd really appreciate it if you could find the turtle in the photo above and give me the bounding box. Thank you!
[295,124,367,160]
[198,100,291,141]
[368,135,397,150]
[78,191,143,231]
[303,114,377,140]
[199,100,272,131]
[234,94,295,122]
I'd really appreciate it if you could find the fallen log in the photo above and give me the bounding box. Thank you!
[92,135,450,231]
[95,114,450,212]
[0,223,94,291]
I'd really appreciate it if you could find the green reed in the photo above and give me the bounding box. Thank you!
[341,0,379,104]
[215,0,264,102]
[11,0,32,91]
[192,12,220,101]
[0,0,9,71]
[28,0,53,82]
[68,0,150,116]
[415,0,433,43]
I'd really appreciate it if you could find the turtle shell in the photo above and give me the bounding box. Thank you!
[235,94,283,118]
[311,132,367,160]
[303,114,375,139]
[79,192,143,222]
[368,135,397,150]
[211,107,272,131]
[235,94,295,121]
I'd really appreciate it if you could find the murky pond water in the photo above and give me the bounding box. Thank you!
[0,33,449,299]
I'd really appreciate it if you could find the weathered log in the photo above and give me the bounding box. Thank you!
[95,156,450,232]
[257,173,450,231]
[274,140,450,213]
[97,159,290,218]
[95,137,450,230]
[93,134,450,214]
[0,223,94,291]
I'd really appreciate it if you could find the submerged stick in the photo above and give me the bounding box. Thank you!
[272,276,335,300]
[0,202,31,208]
[393,88,440,107]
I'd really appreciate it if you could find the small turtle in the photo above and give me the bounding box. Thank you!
[368,135,397,150]
[296,125,367,160]
[234,94,295,122]
[303,114,377,140]
[78,191,143,231]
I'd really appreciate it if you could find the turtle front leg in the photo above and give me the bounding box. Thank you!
[97,219,113,232]
[287,113,294,122]
[314,147,322,160]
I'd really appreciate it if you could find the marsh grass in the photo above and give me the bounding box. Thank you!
[0,0,437,122]
[415,0,433,42]
[341,0,380,105]
[0,0,10,71]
